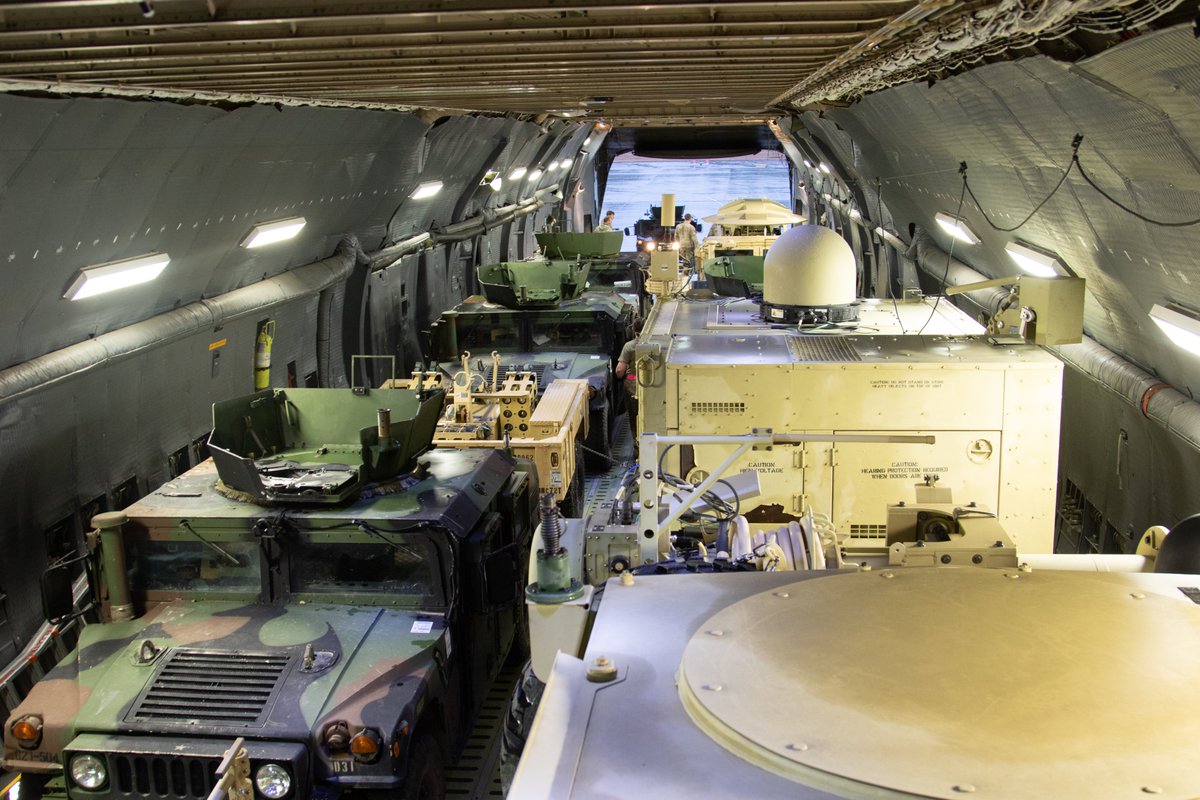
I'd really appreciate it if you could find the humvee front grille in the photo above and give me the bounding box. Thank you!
[113,752,219,798]
[129,649,291,727]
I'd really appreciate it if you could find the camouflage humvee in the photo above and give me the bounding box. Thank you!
[428,292,635,468]
[3,387,538,799]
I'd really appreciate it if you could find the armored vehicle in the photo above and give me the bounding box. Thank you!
[697,197,802,262]
[533,232,646,296]
[477,258,590,308]
[3,387,538,800]
[428,292,635,468]
[702,254,764,298]
[534,231,622,261]
[632,203,698,251]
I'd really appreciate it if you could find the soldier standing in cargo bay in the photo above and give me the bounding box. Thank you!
[675,212,699,273]
[596,210,616,231]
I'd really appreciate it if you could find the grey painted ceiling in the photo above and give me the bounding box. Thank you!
[0,0,1190,125]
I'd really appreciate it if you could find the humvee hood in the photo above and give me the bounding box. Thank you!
[68,601,443,739]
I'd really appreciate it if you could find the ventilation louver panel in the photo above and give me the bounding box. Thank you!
[787,337,862,362]
[850,523,888,538]
[128,649,291,727]
[504,364,547,385]
[691,402,746,415]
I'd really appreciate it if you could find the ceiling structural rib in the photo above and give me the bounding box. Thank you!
[0,0,925,124]
[1,0,1186,124]
[773,0,1189,108]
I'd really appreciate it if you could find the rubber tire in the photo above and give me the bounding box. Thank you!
[401,735,444,800]
[500,660,546,795]
[583,401,611,470]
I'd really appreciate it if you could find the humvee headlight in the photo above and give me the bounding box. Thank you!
[69,753,108,789]
[350,728,382,763]
[11,714,43,748]
[670,241,680,251]
[254,763,292,798]
[644,240,655,252]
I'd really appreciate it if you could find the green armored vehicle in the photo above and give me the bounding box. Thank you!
[532,231,645,293]
[477,258,590,307]
[428,292,635,468]
[3,386,538,799]
[704,254,765,298]
[535,231,622,260]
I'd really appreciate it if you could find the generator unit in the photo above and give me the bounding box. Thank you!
[632,294,1063,552]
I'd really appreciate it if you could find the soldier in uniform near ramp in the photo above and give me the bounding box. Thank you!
[675,212,699,274]
[615,318,644,447]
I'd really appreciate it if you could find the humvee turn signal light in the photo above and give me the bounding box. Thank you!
[12,715,43,748]
[350,728,382,763]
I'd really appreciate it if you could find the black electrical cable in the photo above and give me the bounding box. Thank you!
[874,176,900,308]
[962,136,1082,233]
[1073,151,1200,227]
[958,134,1200,232]
[916,163,968,335]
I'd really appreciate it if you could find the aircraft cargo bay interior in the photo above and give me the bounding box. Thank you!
[2,2,1200,799]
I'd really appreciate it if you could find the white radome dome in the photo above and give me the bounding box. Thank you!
[762,225,856,307]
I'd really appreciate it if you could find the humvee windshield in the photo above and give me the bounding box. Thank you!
[455,314,521,351]
[290,536,446,607]
[127,531,447,608]
[530,319,595,350]
[129,540,261,594]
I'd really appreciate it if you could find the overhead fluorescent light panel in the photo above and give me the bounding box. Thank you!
[1149,304,1200,355]
[934,211,980,245]
[65,252,170,301]
[242,216,307,249]
[1005,241,1061,277]
[509,167,528,180]
[480,170,503,191]
[411,180,443,199]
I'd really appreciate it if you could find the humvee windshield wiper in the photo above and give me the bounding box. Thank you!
[352,519,422,561]
[532,311,572,346]
[179,519,243,567]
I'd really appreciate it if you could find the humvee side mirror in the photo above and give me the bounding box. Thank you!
[41,561,78,623]
[623,227,630,236]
